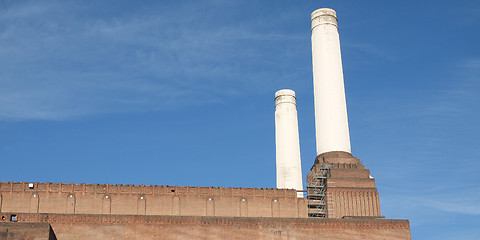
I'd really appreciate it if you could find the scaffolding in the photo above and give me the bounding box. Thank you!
[307,164,333,218]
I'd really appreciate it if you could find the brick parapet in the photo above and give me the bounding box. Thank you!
[0,182,306,218]
[0,182,296,198]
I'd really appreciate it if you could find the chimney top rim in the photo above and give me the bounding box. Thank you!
[275,89,296,98]
[311,8,336,19]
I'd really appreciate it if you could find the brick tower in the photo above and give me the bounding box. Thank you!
[307,152,381,218]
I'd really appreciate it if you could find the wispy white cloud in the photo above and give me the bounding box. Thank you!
[0,1,56,20]
[381,184,480,223]
[0,1,307,121]
[410,193,480,215]
[343,42,397,61]
[354,57,480,125]
[422,59,480,116]
[432,229,480,240]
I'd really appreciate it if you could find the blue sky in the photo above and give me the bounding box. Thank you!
[0,0,479,239]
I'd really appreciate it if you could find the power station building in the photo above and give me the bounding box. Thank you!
[0,8,411,240]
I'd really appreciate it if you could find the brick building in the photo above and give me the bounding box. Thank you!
[0,181,410,239]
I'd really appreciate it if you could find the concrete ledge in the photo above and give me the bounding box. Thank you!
[0,222,56,240]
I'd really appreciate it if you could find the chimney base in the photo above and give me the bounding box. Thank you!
[307,153,381,218]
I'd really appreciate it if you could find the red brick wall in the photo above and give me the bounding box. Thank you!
[0,182,307,218]
[8,213,411,240]
[327,189,380,218]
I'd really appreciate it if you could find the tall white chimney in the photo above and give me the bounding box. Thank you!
[275,89,303,198]
[311,8,351,156]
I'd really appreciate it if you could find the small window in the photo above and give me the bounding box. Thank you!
[10,215,17,222]
[171,189,175,193]
[28,183,34,189]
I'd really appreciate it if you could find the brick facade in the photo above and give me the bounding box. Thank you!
[0,153,411,239]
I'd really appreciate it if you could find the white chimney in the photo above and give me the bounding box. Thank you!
[275,89,303,198]
[311,8,351,156]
